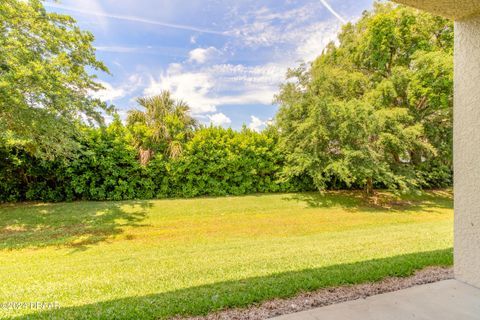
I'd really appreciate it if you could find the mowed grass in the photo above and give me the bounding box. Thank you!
[0,190,453,319]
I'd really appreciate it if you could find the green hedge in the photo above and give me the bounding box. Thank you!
[0,126,313,202]
[0,124,451,203]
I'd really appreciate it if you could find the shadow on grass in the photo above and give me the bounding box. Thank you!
[284,189,453,213]
[12,248,453,320]
[0,201,152,251]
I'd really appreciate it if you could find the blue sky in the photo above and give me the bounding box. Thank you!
[45,0,374,131]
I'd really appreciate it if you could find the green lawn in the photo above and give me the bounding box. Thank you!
[0,190,453,319]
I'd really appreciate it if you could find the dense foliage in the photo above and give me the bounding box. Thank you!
[275,2,453,194]
[0,0,110,159]
[0,2,453,202]
[0,121,310,202]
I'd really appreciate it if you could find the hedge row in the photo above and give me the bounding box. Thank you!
[0,126,314,202]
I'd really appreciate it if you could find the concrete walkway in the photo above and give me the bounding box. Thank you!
[270,280,480,320]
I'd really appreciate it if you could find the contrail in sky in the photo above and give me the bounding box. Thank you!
[319,0,347,23]
[44,2,227,36]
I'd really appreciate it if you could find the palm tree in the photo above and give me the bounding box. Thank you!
[127,91,197,165]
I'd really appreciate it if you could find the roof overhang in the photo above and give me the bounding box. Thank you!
[393,0,480,20]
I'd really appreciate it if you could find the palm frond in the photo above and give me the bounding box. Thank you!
[168,140,183,159]
[126,109,147,126]
[130,90,197,162]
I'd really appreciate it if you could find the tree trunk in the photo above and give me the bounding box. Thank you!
[139,148,153,166]
[410,150,422,165]
[365,177,374,197]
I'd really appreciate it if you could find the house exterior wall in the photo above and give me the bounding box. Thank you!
[454,14,480,288]
[393,0,480,20]
[393,0,480,290]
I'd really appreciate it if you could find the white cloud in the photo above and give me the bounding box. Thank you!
[91,81,125,102]
[144,62,284,115]
[265,118,274,127]
[227,4,321,47]
[226,4,344,62]
[208,63,285,86]
[166,63,183,74]
[95,46,142,53]
[248,116,265,132]
[91,74,143,103]
[144,64,216,114]
[295,21,341,61]
[208,113,231,126]
[188,47,220,64]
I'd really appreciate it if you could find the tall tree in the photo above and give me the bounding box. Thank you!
[127,91,197,165]
[275,2,453,195]
[0,0,110,159]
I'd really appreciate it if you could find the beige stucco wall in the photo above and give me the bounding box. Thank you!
[394,0,480,19]
[454,14,480,288]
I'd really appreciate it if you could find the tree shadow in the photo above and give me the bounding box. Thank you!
[11,248,453,320]
[0,201,152,251]
[283,189,453,213]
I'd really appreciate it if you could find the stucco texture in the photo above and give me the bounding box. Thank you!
[394,0,480,20]
[454,15,480,288]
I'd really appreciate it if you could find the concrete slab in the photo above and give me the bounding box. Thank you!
[270,280,480,320]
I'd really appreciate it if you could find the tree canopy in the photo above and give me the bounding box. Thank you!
[275,2,453,195]
[0,0,110,159]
